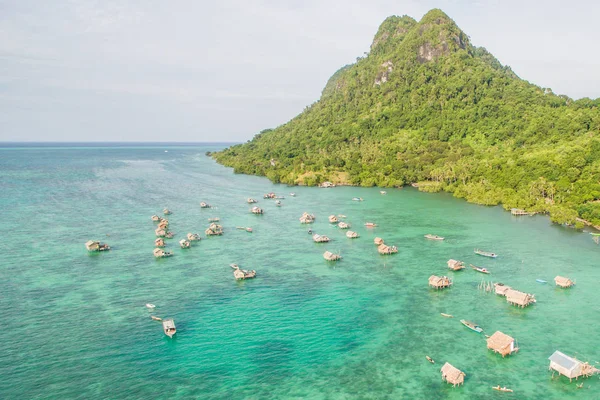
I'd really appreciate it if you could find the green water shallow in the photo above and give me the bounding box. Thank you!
[1,144,598,399]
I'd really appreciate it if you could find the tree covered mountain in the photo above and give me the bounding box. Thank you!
[213,9,600,227]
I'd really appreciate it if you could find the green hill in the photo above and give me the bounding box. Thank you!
[213,9,600,228]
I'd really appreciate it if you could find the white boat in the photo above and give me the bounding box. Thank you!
[162,319,176,338]
[146,303,156,309]
[380,191,387,195]
[290,193,296,196]
[424,234,444,241]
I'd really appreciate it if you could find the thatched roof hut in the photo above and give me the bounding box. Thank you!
[338,221,349,229]
[374,237,384,245]
[299,212,315,224]
[377,244,398,254]
[155,228,166,237]
[187,233,201,241]
[158,220,169,230]
[554,276,575,288]
[313,234,330,243]
[505,289,536,308]
[151,215,160,221]
[231,264,257,280]
[328,215,338,223]
[205,223,223,236]
[179,239,191,249]
[487,331,518,357]
[153,248,172,258]
[155,238,165,247]
[440,362,465,387]
[447,259,465,271]
[85,240,110,251]
[251,206,264,214]
[549,351,600,381]
[346,230,359,238]
[429,275,452,289]
[323,251,341,261]
[494,283,511,296]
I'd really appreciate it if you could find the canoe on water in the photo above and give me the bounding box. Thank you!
[470,264,490,274]
[474,249,498,258]
[440,313,453,318]
[460,319,483,333]
[492,386,513,392]
[426,356,435,364]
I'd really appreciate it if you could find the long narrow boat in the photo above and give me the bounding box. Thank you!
[440,313,453,318]
[474,249,497,258]
[492,386,513,393]
[460,319,483,333]
[424,234,444,240]
[470,264,490,274]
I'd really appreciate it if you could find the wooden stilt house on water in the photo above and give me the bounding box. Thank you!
[346,230,359,238]
[153,248,173,258]
[505,289,536,308]
[299,212,315,224]
[486,331,519,357]
[374,237,384,246]
[338,221,350,229]
[328,215,338,223]
[205,223,223,236]
[155,238,165,247]
[494,283,512,296]
[313,234,330,243]
[440,363,465,387]
[323,251,341,261]
[554,276,575,288]
[548,351,599,382]
[447,259,465,271]
[429,275,452,289]
[377,244,398,254]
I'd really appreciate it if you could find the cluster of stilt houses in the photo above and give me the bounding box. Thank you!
[86,187,595,390]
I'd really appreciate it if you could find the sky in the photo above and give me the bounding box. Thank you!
[1,0,599,142]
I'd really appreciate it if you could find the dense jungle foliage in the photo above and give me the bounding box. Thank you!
[214,9,600,228]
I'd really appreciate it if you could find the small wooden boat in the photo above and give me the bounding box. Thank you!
[179,239,191,249]
[352,197,363,201]
[308,229,313,234]
[426,356,434,364]
[247,198,257,203]
[440,313,453,318]
[208,217,220,222]
[162,318,176,338]
[338,214,347,218]
[470,264,490,274]
[424,234,444,241]
[460,319,483,333]
[536,279,547,283]
[200,202,211,208]
[146,303,156,309]
[151,316,162,321]
[474,249,497,258]
[275,200,282,206]
[364,222,377,227]
[289,193,296,197]
[380,191,387,195]
[492,386,513,393]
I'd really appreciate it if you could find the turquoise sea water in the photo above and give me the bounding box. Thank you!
[1,144,598,399]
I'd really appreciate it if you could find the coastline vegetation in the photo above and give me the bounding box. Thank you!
[213,9,600,228]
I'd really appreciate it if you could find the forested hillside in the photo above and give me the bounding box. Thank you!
[213,9,600,227]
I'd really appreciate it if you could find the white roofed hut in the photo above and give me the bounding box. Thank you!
[231,264,257,280]
[554,276,575,288]
[313,234,330,243]
[179,239,191,249]
[205,223,223,236]
[447,259,465,271]
[338,221,350,229]
[346,230,359,238]
[162,318,176,338]
[374,237,384,246]
[323,251,341,261]
[163,208,172,215]
[494,283,512,296]
[328,215,338,223]
[299,212,315,224]
[548,351,599,382]
[155,228,166,237]
[505,289,536,308]
[251,206,264,214]
[85,240,110,252]
[155,238,165,247]
[440,363,465,387]
[429,275,452,289]
[158,220,169,230]
[151,215,160,222]
[187,233,201,241]
[200,202,211,208]
[377,244,398,255]
[487,331,519,357]
[153,248,173,258]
